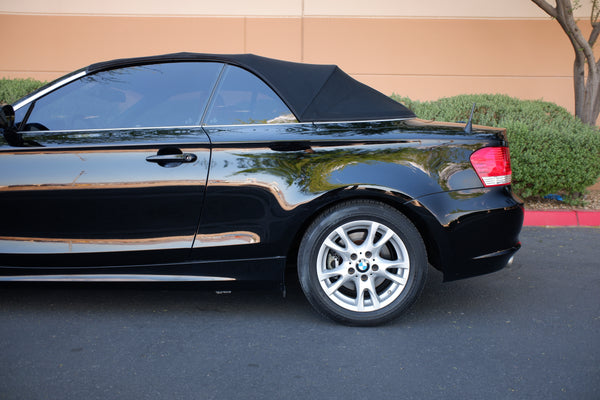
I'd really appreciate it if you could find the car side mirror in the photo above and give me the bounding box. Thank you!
[0,104,43,147]
[0,104,27,147]
[0,104,15,130]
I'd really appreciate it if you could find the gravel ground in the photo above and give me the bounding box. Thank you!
[524,189,600,210]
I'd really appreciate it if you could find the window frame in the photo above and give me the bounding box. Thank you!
[13,61,302,141]
[15,62,224,134]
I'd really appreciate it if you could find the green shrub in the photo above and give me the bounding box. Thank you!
[392,94,600,202]
[0,78,46,104]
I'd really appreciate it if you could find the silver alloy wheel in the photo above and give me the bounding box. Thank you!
[316,220,410,312]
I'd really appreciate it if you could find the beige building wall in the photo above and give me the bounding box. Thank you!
[0,0,588,114]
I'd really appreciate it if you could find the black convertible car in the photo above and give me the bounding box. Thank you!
[0,53,523,325]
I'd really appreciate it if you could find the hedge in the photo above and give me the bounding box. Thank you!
[392,94,600,203]
[0,78,46,105]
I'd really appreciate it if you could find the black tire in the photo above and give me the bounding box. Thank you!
[297,200,427,326]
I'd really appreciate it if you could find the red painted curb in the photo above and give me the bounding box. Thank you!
[523,210,600,226]
[576,210,600,226]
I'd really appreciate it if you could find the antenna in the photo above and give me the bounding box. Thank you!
[464,103,476,134]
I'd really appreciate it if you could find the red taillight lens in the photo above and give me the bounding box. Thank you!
[470,146,512,187]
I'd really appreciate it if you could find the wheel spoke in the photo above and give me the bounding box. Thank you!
[334,226,359,254]
[366,279,380,309]
[355,277,380,311]
[324,275,350,296]
[364,221,380,248]
[378,259,409,271]
[356,286,366,311]
[318,265,345,280]
[372,227,395,253]
[375,259,409,285]
[384,270,408,286]
[323,238,346,255]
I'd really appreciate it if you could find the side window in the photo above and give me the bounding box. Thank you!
[23,62,223,131]
[204,65,297,125]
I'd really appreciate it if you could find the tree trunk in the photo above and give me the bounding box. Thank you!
[591,67,600,123]
[532,0,600,125]
[574,52,586,119]
[577,59,600,125]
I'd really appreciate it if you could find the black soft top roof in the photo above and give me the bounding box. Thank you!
[88,52,415,123]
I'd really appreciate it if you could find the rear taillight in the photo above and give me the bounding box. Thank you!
[470,146,512,187]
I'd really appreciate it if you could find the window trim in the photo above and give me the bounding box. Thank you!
[13,71,87,111]
[16,62,224,133]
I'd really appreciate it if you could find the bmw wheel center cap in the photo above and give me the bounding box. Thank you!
[357,259,370,273]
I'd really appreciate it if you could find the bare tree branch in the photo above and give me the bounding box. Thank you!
[589,22,600,45]
[559,8,591,56]
[531,0,558,18]
[592,0,600,23]
[532,0,600,124]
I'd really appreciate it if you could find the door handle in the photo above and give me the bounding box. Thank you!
[145,153,197,163]
[269,142,312,152]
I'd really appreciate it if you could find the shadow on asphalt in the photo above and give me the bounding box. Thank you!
[3,227,598,326]
[0,263,510,326]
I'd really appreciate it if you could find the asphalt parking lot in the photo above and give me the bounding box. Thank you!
[1,227,599,400]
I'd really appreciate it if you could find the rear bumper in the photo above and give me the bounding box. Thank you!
[450,242,521,281]
[408,187,524,281]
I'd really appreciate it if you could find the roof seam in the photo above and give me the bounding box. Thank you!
[296,66,339,121]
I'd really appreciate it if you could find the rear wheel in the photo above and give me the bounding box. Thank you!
[298,200,427,326]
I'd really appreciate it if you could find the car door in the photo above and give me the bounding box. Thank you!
[0,61,222,269]
[194,64,310,270]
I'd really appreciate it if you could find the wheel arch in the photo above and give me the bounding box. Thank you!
[284,186,444,274]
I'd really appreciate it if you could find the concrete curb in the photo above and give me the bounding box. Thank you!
[523,210,600,227]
